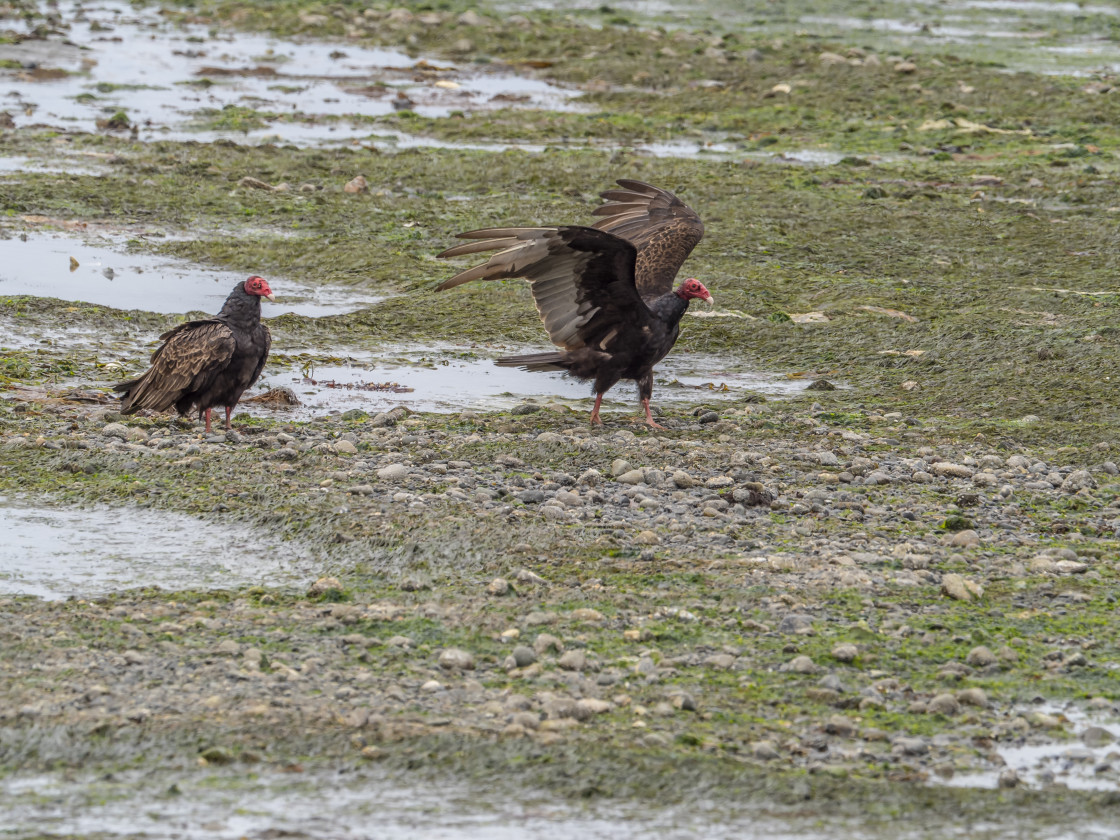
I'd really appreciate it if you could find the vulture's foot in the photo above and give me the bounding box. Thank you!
[590,393,605,426]
[640,399,665,429]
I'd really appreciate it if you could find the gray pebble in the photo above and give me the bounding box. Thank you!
[892,737,928,756]
[752,740,780,760]
[1082,726,1115,747]
[486,578,511,596]
[534,633,563,654]
[927,693,960,715]
[784,655,818,674]
[558,649,587,671]
[965,646,997,667]
[438,648,475,670]
[778,613,814,635]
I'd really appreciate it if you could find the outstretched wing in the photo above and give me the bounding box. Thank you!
[591,179,704,299]
[437,225,654,353]
[116,320,236,413]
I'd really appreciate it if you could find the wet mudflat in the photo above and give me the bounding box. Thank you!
[2,764,841,840]
[0,0,584,143]
[2,0,1120,838]
[500,0,1120,75]
[0,499,318,600]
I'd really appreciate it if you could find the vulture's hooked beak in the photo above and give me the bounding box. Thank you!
[264,293,277,302]
[704,293,715,308]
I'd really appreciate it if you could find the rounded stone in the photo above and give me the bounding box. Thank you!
[101,422,129,440]
[486,577,511,596]
[785,655,818,674]
[956,687,989,708]
[558,649,587,671]
[377,463,409,480]
[927,693,960,715]
[616,469,646,485]
[1082,726,1115,747]
[752,740,780,760]
[824,714,856,737]
[949,530,980,548]
[778,613,814,635]
[533,633,563,654]
[438,648,475,670]
[932,462,974,478]
[965,646,997,667]
[610,458,632,477]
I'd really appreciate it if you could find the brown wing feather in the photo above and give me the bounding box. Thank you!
[437,226,654,354]
[591,179,704,298]
[116,320,236,414]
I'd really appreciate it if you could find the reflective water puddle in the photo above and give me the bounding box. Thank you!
[0,154,110,175]
[256,346,813,417]
[0,0,583,143]
[0,500,318,601]
[938,703,1120,791]
[0,764,838,840]
[6,758,1114,840]
[0,232,381,316]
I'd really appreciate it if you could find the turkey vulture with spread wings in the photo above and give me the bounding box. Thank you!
[437,180,710,428]
[114,276,275,433]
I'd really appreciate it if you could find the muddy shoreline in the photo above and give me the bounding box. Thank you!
[2,392,1120,837]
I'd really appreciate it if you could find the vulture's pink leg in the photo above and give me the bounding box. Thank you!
[642,398,666,430]
[224,406,233,430]
[589,394,604,426]
[203,408,213,433]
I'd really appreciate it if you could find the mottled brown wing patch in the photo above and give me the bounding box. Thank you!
[121,321,236,413]
[591,179,704,299]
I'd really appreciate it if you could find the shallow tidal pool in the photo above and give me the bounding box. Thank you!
[0,500,319,600]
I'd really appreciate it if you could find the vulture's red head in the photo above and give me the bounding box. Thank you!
[677,277,714,306]
[244,275,276,302]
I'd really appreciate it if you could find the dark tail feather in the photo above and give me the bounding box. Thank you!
[113,377,142,413]
[496,351,569,373]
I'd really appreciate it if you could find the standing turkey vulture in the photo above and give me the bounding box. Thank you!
[436,180,711,428]
[113,276,275,433]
